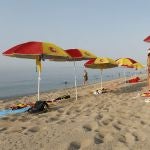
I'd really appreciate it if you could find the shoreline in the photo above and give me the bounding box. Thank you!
[0,76,128,101]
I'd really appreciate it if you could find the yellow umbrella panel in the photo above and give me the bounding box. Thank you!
[133,62,144,70]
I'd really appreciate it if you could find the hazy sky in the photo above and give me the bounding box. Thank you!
[0,0,150,71]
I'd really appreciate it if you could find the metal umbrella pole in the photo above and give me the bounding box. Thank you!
[100,69,103,89]
[73,61,78,100]
[123,68,127,84]
[37,69,41,101]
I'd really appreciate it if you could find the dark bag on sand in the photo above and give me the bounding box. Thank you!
[55,95,70,101]
[28,101,49,113]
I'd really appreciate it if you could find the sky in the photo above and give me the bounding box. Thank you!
[0,0,150,71]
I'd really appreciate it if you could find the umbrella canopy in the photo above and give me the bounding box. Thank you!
[84,57,118,89]
[116,58,144,69]
[3,41,70,101]
[115,58,137,68]
[3,41,70,60]
[133,62,144,70]
[84,57,118,69]
[144,36,150,43]
[115,58,138,84]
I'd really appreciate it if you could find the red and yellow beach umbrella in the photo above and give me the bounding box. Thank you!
[85,57,118,69]
[115,58,138,83]
[50,48,97,100]
[66,49,97,100]
[144,36,150,43]
[84,57,118,89]
[115,58,137,68]
[116,58,144,70]
[3,41,70,101]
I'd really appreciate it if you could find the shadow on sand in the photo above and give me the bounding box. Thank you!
[112,82,147,94]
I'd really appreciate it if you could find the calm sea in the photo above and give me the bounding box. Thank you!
[0,62,144,99]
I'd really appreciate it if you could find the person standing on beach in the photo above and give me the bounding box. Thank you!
[147,49,150,91]
[83,70,88,85]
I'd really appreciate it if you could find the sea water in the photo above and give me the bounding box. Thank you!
[0,61,144,99]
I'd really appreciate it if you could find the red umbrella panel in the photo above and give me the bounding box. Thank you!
[144,36,150,43]
[65,49,96,60]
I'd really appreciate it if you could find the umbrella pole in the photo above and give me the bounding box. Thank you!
[73,61,78,100]
[37,69,41,101]
[100,69,103,89]
[134,69,137,77]
[124,68,127,84]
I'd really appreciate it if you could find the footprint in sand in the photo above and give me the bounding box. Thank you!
[102,118,113,126]
[117,120,123,125]
[84,103,93,109]
[68,141,81,150]
[118,134,126,144]
[71,119,75,123]
[134,115,141,119]
[66,111,71,115]
[95,114,103,121]
[47,116,59,122]
[28,126,40,133]
[95,114,103,126]
[75,109,81,113]
[9,117,18,122]
[57,108,64,113]
[1,117,10,121]
[57,119,67,125]
[140,120,146,125]
[94,133,104,144]
[0,127,8,132]
[18,116,29,122]
[21,126,27,130]
[132,132,139,141]
[112,123,121,131]
[82,124,92,132]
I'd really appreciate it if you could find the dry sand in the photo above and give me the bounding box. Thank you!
[0,76,150,150]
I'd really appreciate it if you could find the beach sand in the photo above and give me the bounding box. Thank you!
[0,76,150,150]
